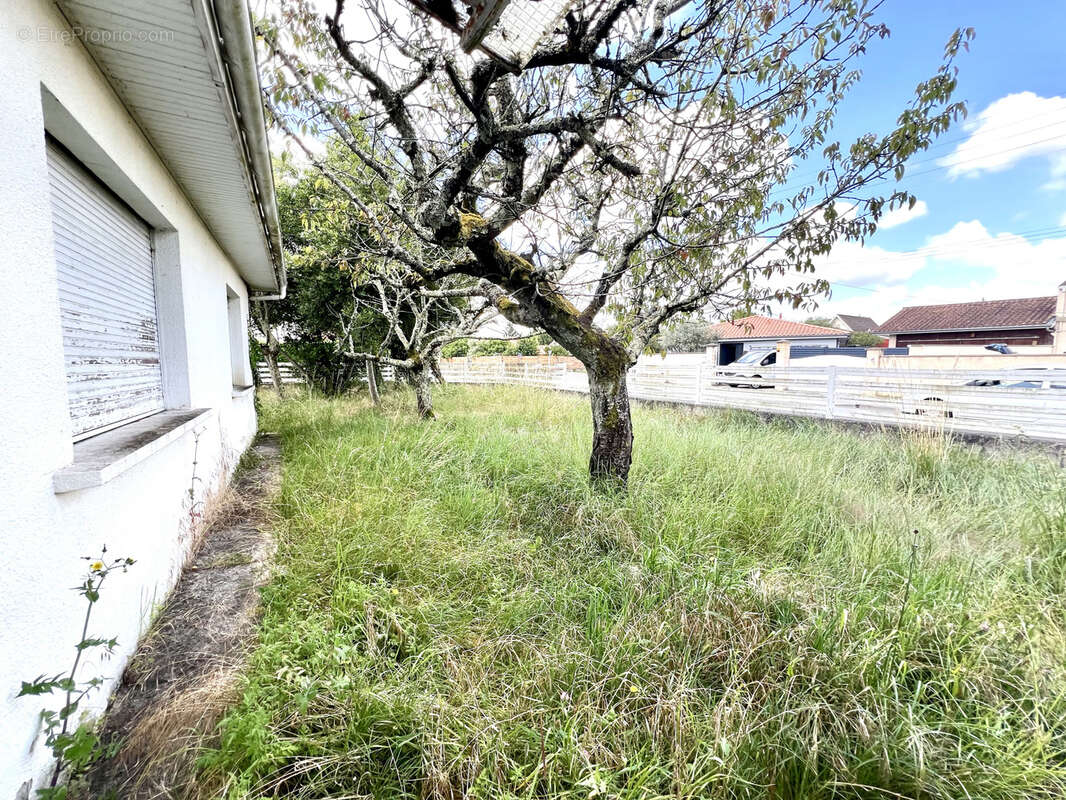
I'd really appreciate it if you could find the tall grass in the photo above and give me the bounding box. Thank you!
[201,385,1066,799]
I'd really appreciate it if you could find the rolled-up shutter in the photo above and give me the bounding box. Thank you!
[46,139,164,440]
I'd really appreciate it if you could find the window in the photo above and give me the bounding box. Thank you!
[227,286,253,388]
[46,138,164,440]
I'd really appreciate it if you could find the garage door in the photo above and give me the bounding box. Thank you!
[46,139,164,440]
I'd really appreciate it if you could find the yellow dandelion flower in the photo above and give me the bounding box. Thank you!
[390,587,400,596]
[90,561,104,571]
[629,684,639,694]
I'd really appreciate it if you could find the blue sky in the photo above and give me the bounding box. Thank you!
[798,0,1066,323]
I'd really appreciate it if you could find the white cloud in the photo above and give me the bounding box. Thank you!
[877,200,927,230]
[939,92,1066,179]
[815,239,927,287]
[1044,154,1066,191]
[800,220,1066,322]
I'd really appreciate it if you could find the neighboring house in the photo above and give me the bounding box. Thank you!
[876,284,1066,353]
[831,314,879,333]
[0,1,284,794]
[707,316,849,365]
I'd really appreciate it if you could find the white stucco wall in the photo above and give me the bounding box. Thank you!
[740,337,844,353]
[0,2,260,795]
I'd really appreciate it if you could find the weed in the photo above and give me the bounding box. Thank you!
[19,549,134,799]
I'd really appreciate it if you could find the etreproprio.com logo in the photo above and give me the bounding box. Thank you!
[16,26,175,45]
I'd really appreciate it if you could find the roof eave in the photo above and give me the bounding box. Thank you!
[879,322,1053,335]
[200,0,286,298]
[717,334,848,342]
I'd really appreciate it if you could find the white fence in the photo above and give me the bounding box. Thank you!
[256,361,303,385]
[256,361,396,386]
[440,356,1066,444]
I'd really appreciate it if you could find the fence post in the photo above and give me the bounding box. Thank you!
[826,366,837,420]
[775,340,790,392]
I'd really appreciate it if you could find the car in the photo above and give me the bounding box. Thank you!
[908,368,1066,419]
[716,349,777,387]
[965,368,1066,390]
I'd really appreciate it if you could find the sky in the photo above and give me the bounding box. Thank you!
[267,0,1066,328]
[797,0,1066,324]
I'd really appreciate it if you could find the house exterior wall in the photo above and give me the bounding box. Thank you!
[738,336,845,353]
[0,2,259,795]
[893,328,1052,347]
[877,353,1066,370]
[906,344,1054,356]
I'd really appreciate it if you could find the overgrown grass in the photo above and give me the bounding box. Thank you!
[201,385,1066,799]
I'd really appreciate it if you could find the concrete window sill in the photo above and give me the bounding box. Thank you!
[54,409,212,494]
[232,385,256,398]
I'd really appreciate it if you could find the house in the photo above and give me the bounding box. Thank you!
[831,314,879,333]
[0,1,284,794]
[876,284,1066,353]
[706,316,849,365]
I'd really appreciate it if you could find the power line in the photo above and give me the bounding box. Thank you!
[767,117,1066,200]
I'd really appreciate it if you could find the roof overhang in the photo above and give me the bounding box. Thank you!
[54,0,285,298]
[882,322,1053,335]
[717,334,848,343]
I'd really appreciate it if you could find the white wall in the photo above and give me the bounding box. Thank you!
[906,344,1054,356]
[741,337,843,353]
[0,2,259,795]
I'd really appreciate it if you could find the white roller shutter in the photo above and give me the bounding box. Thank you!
[46,139,164,440]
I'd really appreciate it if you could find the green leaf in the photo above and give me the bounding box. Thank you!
[76,637,111,651]
[17,675,64,697]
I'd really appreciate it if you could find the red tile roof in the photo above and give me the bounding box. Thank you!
[876,296,1055,334]
[709,315,848,340]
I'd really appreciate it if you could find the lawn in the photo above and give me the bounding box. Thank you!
[202,385,1066,799]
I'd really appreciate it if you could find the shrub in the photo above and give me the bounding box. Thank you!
[471,339,511,356]
[441,339,470,358]
[804,316,836,328]
[660,320,718,353]
[513,338,538,356]
[847,331,887,347]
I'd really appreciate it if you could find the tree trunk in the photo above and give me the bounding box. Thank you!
[587,364,633,484]
[413,364,435,419]
[264,346,284,398]
[429,354,444,384]
[366,357,380,405]
[252,301,285,398]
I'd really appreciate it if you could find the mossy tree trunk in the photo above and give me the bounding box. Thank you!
[587,364,633,483]
[412,363,435,419]
[471,262,638,484]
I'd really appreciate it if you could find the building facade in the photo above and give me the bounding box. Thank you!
[0,1,283,794]
[706,316,849,365]
[876,288,1065,353]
